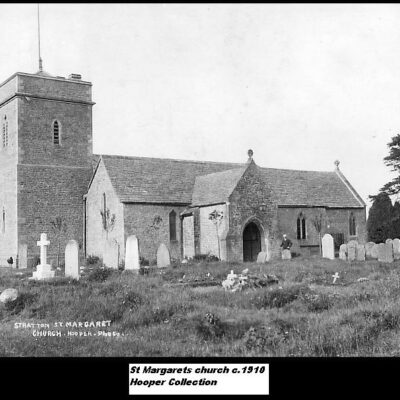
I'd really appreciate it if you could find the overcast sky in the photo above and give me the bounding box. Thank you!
[1,3,400,209]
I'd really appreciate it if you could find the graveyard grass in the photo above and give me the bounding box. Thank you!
[2,257,400,356]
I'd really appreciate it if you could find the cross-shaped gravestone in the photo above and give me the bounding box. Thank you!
[332,272,340,284]
[31,233,55,280]
[227,270,237,280]
[37,233,50,266]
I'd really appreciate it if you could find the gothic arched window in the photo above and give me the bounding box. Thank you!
[169,210,177,241]
[349,212,356,236]
[297,213,306,239]
[53,120,60,145]
[2,116,8,148]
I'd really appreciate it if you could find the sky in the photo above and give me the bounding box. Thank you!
[1,3,400,210]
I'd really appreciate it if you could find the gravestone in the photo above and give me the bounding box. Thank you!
[17,244,28,269]
[125,235,140,271]
[339,244,347,261]
[347,240,358,261]
[356,244,366,261]
[393,238,400,260]
[365,242,375,260]
[377,243,387,262]
[322,234,335,260]
[157,243,170,268]
[103,240,119,269]
[32,233,55,280]
[256,251,267,263]
[65,240,79,280]
[282,249,291,260]
[370,243,379,259]
[383,242,394,263]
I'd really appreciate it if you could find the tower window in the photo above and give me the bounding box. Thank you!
[349,212,356,236]
[53,120,60,145]
[169,210,177,241]
[2,116,8,148]
[297,213,306,239]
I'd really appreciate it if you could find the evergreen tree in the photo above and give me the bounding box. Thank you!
[392,201,400,239]
[380,134,400,195]
[367,193,393,242]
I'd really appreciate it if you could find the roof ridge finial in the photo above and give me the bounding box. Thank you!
[334,160,340,170]
[247,149,254,163]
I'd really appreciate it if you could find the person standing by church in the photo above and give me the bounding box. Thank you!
[280,234,292,259]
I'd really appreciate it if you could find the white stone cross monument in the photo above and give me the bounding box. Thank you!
[32,233,55,280]
[332,272,340,284]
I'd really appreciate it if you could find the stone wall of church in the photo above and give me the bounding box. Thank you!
[277,206,367,256]
[17,164,93,267]
[0,97,18,266]
[227,162,280,261]
[18,97,92,168]
[85,160,124,267]
[182,215,195,258]
[123,204,187,263]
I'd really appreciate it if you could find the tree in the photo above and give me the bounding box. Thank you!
[311,214,324,255]
[100,207,116,238]
[392,201,400,239]
[50,216,67,269]
[209,210,224,260]
[379,134,400,195]
[367,192,393,243]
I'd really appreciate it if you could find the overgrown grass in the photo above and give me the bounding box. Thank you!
[1,257,400,356]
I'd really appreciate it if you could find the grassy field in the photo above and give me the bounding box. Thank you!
[1,256,400,357]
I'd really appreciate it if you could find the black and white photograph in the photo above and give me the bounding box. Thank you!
[1,2,400,396]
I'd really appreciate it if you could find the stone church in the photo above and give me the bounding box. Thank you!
[0,70,367,268]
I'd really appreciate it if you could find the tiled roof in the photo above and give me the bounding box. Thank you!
[192,167,247,206]
[100,154,365,208]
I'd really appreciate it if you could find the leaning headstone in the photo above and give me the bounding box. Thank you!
[125,235,140,271]
[377,243,386,262]
[393,238,400,260]
[356,244,366,261]
[65,240,79,280]
[365,242,375,260]
[0,288,18,304]
[322,234,335,260]
[256,251,267,263]
[371,243,379,259]
[32,233,55,280]
[339,244,347,261]
[347,240,358,261]
[282,249,291,260]
[157,243,170,268]
[383,242,394,263]
[386,238,393,244]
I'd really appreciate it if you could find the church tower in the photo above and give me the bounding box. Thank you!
[0,71,94,267]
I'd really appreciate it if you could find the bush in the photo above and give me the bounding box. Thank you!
[194,313,225,340]
[86,255,100,265]
[86,266,114,282]
[193,253,219,263]
[140,256,149,266]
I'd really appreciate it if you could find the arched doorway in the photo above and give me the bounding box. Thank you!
[243,222,261,262]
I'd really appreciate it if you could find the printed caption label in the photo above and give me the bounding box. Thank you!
[129,363,269,395]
